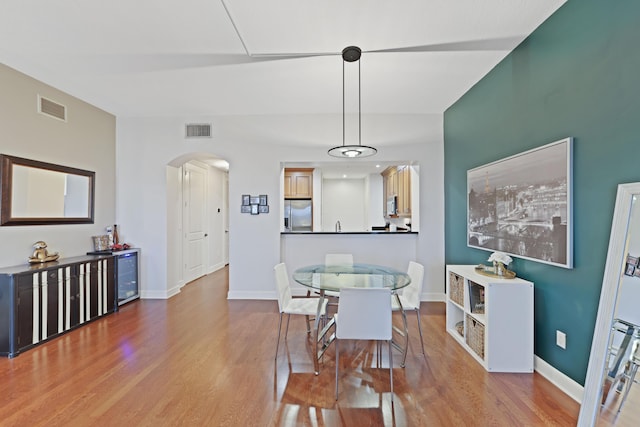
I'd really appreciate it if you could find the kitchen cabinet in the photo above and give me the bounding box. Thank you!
[382,166,411,217]
[0,255,117,358]
[397,166,411,215]
[284,168,314,199]
[445,265,534,372]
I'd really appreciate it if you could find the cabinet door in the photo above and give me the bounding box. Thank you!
[103,257,116,313]
[68,267,80,328]
[398,166,411,215]
[78,262,97,322]
[44,269,60,338]
[15,274,35,352]
[284,169,313,198]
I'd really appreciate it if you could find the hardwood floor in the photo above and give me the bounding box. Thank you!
[0,266,580,426]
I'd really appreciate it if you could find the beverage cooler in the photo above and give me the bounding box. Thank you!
[115,249,140,305]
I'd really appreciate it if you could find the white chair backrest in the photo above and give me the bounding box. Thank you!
[325,253,354,266]
[402,261,425,308]
[274,263,292,312]
[337,287,392,340]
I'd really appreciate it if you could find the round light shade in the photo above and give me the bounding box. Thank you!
[328,144,377,158]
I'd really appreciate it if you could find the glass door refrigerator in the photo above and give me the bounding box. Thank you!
[115,249,139,305]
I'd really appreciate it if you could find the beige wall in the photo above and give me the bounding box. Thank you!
[0,63,116,267]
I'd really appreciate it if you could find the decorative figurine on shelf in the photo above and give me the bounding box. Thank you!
[28,241,60,264]
[475,251,516,279]
[488,251,514,278]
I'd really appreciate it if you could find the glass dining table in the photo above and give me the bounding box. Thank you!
[292,263,412,374]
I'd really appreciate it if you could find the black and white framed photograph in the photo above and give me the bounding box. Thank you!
[627,254,639,266]
[259,205,269,213]
[241,205,251,213]
[625,263,636,276]
[251,204,259,215]
[259,195,268,206]
[242,195,250,206]
[634,266,640,278]
[250,196,260,205]
[467,137,573,268]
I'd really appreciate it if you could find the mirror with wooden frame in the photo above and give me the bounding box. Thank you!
[0,154,95,226]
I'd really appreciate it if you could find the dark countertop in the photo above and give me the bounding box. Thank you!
[0,253,114,275]
[281,230,417,235]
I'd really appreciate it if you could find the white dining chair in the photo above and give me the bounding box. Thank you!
[274,263,328,360]
[325,253,354,267]
[392,261,426,356]
[323,253,354,299]
[334,287,393,401]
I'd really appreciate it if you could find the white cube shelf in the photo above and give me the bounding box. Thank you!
[446,265,534,372]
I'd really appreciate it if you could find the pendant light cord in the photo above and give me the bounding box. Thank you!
[358,58,361,146]
[342,57,362,147]
[342,59,345,147]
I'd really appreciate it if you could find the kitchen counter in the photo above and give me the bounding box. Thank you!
[281,230,417,235]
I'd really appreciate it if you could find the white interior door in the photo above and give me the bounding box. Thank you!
[183,162,207,283]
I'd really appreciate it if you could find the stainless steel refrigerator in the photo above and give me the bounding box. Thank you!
[284,199,312,232]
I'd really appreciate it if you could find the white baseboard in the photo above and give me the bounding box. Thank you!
[140,284,181,300]
[423,292,446,302]
[534,355,583,403]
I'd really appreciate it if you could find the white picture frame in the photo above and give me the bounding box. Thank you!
[467,137,573,268]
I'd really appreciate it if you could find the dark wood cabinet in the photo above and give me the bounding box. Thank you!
[0,255,117,358]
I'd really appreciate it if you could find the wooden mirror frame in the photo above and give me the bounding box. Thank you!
[0,154,95,226]
[578,182,640,426]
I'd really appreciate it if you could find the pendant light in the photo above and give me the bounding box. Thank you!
[328,46,377,158]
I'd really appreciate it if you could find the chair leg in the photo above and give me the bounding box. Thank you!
[335,339,340,400]
[618,362,638,413]
[285,313,291,340]
[305,315,311,334]
[389,340,394,402]
[415,308,426,356]
[400,308,409,368]
[275,313,284,360]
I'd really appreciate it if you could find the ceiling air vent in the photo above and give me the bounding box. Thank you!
[38,95,67,121]
[185,123,212,138]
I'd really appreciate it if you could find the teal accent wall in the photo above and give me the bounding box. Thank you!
[444,0,640,385]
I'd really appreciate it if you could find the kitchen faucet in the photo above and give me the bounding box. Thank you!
[335,220,342,232]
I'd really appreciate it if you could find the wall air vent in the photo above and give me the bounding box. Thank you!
[38,95,67,121]
[185,123,212,138]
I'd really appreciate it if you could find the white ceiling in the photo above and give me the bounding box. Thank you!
[0,0,566,148]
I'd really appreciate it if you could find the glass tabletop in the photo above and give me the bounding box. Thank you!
[292,263,411,292]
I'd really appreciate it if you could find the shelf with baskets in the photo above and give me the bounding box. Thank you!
[446,265,534,372]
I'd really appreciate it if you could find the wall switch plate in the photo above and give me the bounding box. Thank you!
[556,330,567,349]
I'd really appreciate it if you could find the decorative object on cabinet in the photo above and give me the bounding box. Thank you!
[92,235,111,251]
[467,137,573,268]
[0,254,117,358]
[0,154,95,226]
[241,194,270,215]
[28,241,59,263]
[446,265,534,372]
[475,251,516,279]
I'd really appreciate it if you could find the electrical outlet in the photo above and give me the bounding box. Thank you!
[556,330,566,349]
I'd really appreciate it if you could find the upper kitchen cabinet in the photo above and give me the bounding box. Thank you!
[284,168,314,199]
[382,165,411,217]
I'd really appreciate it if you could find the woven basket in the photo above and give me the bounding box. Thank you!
[465,314,485,359]
[449,272,464,306]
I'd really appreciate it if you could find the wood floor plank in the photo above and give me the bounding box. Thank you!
[0,266,580,426]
